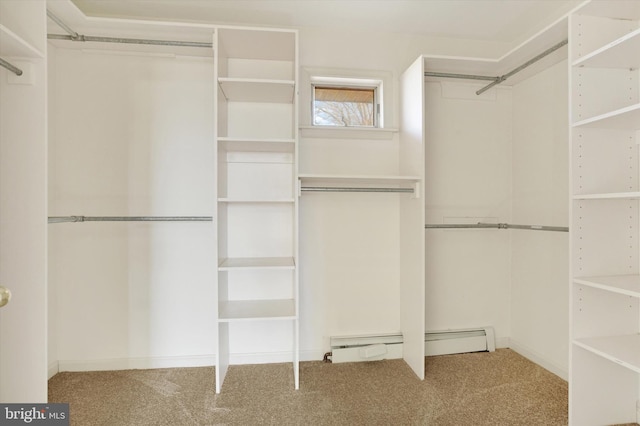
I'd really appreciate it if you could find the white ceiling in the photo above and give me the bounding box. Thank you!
[70,0,581,46]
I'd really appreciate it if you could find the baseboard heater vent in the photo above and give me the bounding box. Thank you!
[330,327,495,363]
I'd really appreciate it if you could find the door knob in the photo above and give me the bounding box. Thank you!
[0,286,11,308]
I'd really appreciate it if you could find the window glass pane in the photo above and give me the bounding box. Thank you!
[314,86,375,127]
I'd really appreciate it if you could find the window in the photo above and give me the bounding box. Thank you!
[312,80,380,128]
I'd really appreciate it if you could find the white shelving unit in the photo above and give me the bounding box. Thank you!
[214,25,298,393]
[217,137,296,153]
[569,1,640,424]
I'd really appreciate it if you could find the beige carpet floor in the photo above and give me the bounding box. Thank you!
[49,349,569,425]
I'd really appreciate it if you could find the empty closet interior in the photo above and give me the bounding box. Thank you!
[45,0,563,373]
[9,0,630,422]
[422,34,569,378]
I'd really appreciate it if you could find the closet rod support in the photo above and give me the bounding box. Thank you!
[0,58,23,76]
[301,187,414,194]
[48,216,213,224]
[476,39,568,95]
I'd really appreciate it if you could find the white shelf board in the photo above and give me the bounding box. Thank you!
[218,299,296,322]
[217,26,296,62]
[218,78,295,103]
[573,103,640,130]
[573,191,640,200]
[0,24,44,58]
[573,28,640,69]
[573,334,640,374]
[299,126,398,140]
[217,137,295,153]
[574,275,640,298]
[299,174,420,185]
[218,198,295,204]
[218,257,295,270]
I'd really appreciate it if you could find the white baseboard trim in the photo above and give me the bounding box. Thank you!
[300,350,326,362]
[508,338,568,381]
[58,355,215,372]
[229,351,292,365]
[48,361,60,379]
[56,351,327,373]
[495,336,510,349]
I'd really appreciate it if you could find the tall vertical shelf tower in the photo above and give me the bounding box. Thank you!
[569,1,640,424]
[214,26,299,393]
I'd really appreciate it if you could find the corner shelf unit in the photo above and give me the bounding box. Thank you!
[569,1,640,424]
[214,26,298,393]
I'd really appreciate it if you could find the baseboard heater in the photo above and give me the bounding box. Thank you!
[330,327,495,363]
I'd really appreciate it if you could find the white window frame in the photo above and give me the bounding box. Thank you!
[300,67,394,130]
[311,78,381,128]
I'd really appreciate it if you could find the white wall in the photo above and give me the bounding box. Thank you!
[421,61,569,378]
[510,59,569,378]
[49,48,216,370]
[424,82,513,345]
[0,0,48,401]
[298,135,403,354]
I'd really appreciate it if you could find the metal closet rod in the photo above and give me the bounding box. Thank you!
[46,10,213,48]
[301,187,414,193]
[424,39,568,95]
[425,222,568,232]
[48,216,213,224]
[0,58,23,76]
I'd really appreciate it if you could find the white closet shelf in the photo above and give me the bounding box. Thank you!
[573,27,640,69]
[573,334,640,374]
[0,24,44,58]
[217,198,295,203]
[216,27,296,62]
[217,137,295,153]
[218,257,295,270]
[218,78,295,103]
[299,174,420,185]
[573,103,640,130]
[299,126,398,140]
[574,275,640,298]
[218,299,296,322]
[573,191,640,200]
